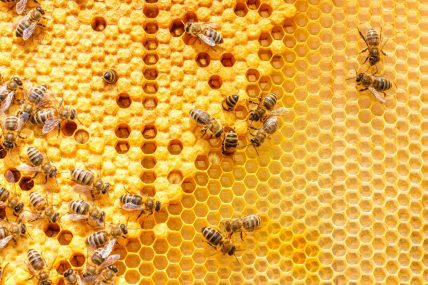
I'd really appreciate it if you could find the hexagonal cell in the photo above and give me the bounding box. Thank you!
[195,155,209,170]
[141,156,156,169]
[271,55,285,69]
[143,5,159,18]
[258,32,273,47]
[61,121,77,136]
[169,19,185,37]
[56,260,71,275]
[144,22,158,34]
[116,93,132,108]
[141,185,155,196]
[208,75,222,89]
[115,124,131,139]
[195,172,208,186]
[70,253,85,267]
[74,129,90,144]
[140,171,156,183]
[246,0,260,9]
[168,170,183,184]
[19,176,34,191]
[126,238,141,252]
[91,16,106,31]
[167,139,183,155]
[143,38,158,50]
[196,52,210,67]
[143,68,158,80]
[259,76,272,91]
[143,53,159,65]
[142,124,157,139]
[183,12,198,23]
[258,49,273,61]
[258,3,272,17]
[5,168,20,183]
[115,141,130,154]
[181,177,196,193]
[235,105,248,120]
[44,223,60,237]
[246,84,261,98]
[142,96,158,110]
[271,26,285,40]
[220,53,236,67]
[58,230,73,245]
[234,2,248,17]
[141,142,157,154]
[143,82,158,94]
[246,69,260,82]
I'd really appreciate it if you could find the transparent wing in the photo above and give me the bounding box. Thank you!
[17,113,28,130]
[75,275,84,285]
[42,118,60,134]
[23,22,37,41]
[82,273,97,283]
[0,86,7,97]
[122,203,143,211]
[270,107,289,116]
[16,163,40,173]
[15,0,28,14]
[368,86,386,103]
[62,214,88,222]
[99,239,116,258]
[98,254,120,270]
[197,34,216,46]
[73,185,93,194]
[19,211,41,222]
[0,91,14,113]
[0,236,13,249]
[204,22,219,29]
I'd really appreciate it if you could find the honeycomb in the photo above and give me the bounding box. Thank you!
[0,0,424,284]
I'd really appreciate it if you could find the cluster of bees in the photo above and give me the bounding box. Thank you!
[348,28,394,103]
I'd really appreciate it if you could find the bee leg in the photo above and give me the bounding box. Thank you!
[358,88,368,92]
[359,48,368,54]
[362,55,369,64]
[136,210,145,220]
[32,172,39,179]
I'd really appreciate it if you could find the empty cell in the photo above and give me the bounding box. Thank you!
[246,84,261,98]
[116,93,132,108]
[169,19,185,37]
[246,0,260,9]
[246,69,260,82]
[234,2,248,17]
[91,16,107,31]
[141,142,157,154]
[271,26,285,40]
[74,129,90,144]
[141,185,155,196]
[19,177,34,191]
[115,141,130,154]
[140,171,156,183]
[143,5,159,18]
[208,75,222,89]
[270,55,285,69]
[167,139,183,155]
[125,254,140,267]
[183,12,198,23]
[220,53,236,67]
[143,68,158,80]
[195,155,209,170]
[142,124,157,139]
[56,260,71,275]
[125,269,141,284]
[57,230,73,245]
[143,38,158,50]
[4,168,20,183]
[115,124,131,138]
[143,53,159,65]
[181,177,196,193]
[141,156,156,169]
[258,49,273,61]
[142,97,158,110]
[235,105,248,120]
[258,32,273,47]
[61,121,77,136]
[168,170,183,184]
[143,82,159,94]
[70,253,85,267]
[144,22,158,34]
[258,3,272,17]
[44,223,60,237]
[196,52,210,67]
[195,172,208,186]
[259,76,272,90]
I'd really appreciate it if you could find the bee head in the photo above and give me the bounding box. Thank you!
[101,183,110,194]
[228,244,236,256]
[103,71,111,81]
[232,94,239,101]
[120,223,128,235]
[36,6,45,15]
[356,73,364,83]
[20,224,27,235]
[63,269,73,277]
[108,265,118,273]
[14,203,24,215]
[49,167,57,178]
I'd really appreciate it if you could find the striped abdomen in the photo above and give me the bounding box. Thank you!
[102,69,118,84]
[205,29,223,44]
[0,226,8,239]
[189,109,211,125]
[202,227,223,246]
[242,214,261,232]
[29,192,46,211]
[28,249,45,271]
[120,194,142,206]
[69,200,90,215]
[29,85,47,104]
[366,28,380,46]
[86,230,108,247]
[4,116,18,131]
[32,108,55,125]
[71,169,94,186]
[0,187,9,202]
[15,19,31,38]
[373,78,392,91]
[27,146,43,166]
[0,0,18,2]
[222,94,239,111]
[222,130,238,155]
[262,93,278,110]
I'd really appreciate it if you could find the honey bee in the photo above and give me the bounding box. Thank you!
[17,147,57,183]
[86,230,109,248]
[109,223,128,240]
[120,193,161,219]
[201,227,238,260]
[220,214,261,239]
[222,94,239,112]
[17,85,50,127]
[20,192,60,223]
[184,22,223,47]
[62,268,83,285]
[359,28,387,70]
[93,265,118,285]
[250,116,280,150]
[15,6,47,41]
[348,72,393,103]
[102,70,118,84]
[221,129,238,155]
[248,93,288,123]
[0,220,27,249]
[0,76,23,113]
[63,200,105,228]
[0,0,32,14]
[189,108,223,138]
[0,187,24,217]
[26,249,52,285]
[71,168,111,199]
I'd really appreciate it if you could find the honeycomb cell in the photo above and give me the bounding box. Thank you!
[140,171,156,183]
[196,52,211,67]
[142,156,157,169]
[246,0,260,10]
[44,223,60,238]
[258,3,273,18]
[259,32,273,47]
[61,121,77,136]
[143,96,158,110]
[170,20,185,37]
[168,170,183,184]
[115,124,131,139]
[167,140,183,155]
[4,168,20,183]
[142,124,157,139]
[74,129,90,144]
[208,75,222,89]
[258,49,273,61]
[125,269,141,283]
[271,26,285,40]
[70,253,85,267]
[220,53,236,67]
[143,82,159,94]
[56,260,71,275]
[144,22,159,34]
[181,178,196,193]
[143,5,159,18]
[143,68,159,80]
[143,38,159,50]
[58,230,73,245]
[115,141,130,154]
[116,93,132,108]
[141,142,157,154]
[91,16,107,31]
[143,53,159,65]
[246,69,260,82]
[19,177,34,191]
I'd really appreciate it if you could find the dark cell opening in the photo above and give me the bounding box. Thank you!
[116,93,132,108]
[91,16,107,31]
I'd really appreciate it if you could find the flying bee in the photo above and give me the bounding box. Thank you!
[120,193,161,219]
[189,108,223,138]
[222,94,239,112]
[71,168,111,199]
[221,129,238,155]
[26,249,52,285]
[15,6,47,41]
[0,76,23,113]
[184,22,223,47]
[359,28,387,71]
[201,227,238,261]
[20,192,60,223]
[347,72,393,103]
[0,220,27,249]
[62,200,105,228]
[62,269,83,285]
[220,214,261,240]
[17,147,57,183]
[1,0,33,14]
[250,116,280,151]
[102,69,118,84]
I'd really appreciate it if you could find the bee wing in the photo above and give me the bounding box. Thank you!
[368,86,386,103]
[42,118,60,134]
[270,107,289,116]
[197,34,216,46]
[73,185,92,194]
[82,273,97,283]
[76,275,84,285]
[0,86,7,97]
[62,213,88,221]
[15,0,28,14]
[122,203,143,211]
[0,91,14,113]
[0,236,13,249]
[99,239,116,258]
[23,22,37,41]
[19,210,41,222]
[16,163,40,173]
[98,254,120,270]
[204,22,219,29]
